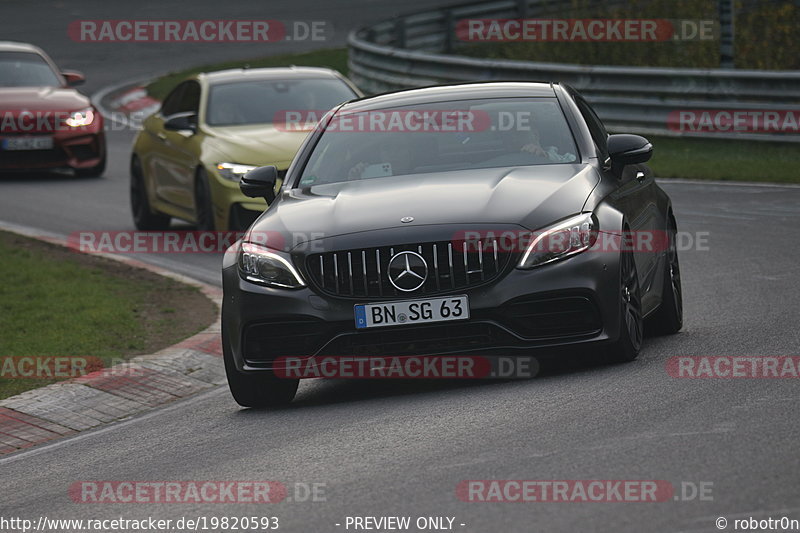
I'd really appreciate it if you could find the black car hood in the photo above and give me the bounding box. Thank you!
[248,164,599,252]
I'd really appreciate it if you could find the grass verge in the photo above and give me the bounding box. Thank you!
[647,135,800,183]
[0,231,217,400]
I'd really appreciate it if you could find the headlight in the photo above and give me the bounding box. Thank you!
[216,162,257,181]
[238,242,305,289]
[64,108,94,127]
[517,213,598,269]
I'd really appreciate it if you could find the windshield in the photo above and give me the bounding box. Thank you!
[0,51,61,88]
[206,77,356,126]
[297,97,578,187]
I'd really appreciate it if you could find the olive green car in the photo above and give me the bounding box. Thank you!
[130,67,360,231]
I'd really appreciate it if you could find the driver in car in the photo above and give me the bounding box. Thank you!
[506,114,576,163]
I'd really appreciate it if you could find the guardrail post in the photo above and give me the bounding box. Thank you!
[394,16,407,48]
[719,0,735,68]
[443,9,454,53]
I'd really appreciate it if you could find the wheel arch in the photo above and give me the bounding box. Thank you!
[194,163,229,230]
[130,152,159,214]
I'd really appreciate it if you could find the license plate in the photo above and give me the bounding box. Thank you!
[355,295,469,329]
[1,137,54,151]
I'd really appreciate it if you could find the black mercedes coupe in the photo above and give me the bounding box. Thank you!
[221,82,683,406]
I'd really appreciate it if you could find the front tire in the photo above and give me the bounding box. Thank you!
[194,168,216,231]
[222,328,299,408]
[130,156,171,230]
[75,154,106,178]
[607,235,644,363]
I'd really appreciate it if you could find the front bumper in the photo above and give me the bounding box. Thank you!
[208,169,285,230]
[222,245,623,373]
[0,125,104,172]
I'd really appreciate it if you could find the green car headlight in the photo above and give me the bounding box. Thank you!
[216,162,258,181]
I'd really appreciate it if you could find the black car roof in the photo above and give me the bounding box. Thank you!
[340,82,559,112]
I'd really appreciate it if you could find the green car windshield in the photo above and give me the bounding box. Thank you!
[206,78,355,126]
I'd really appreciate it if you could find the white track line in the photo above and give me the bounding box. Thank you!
[656,178,800,189]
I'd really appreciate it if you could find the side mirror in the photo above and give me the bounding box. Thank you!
[164,112,198,133]
[240,166,277,203]
[61,70,85,87]
[607,134,653,167]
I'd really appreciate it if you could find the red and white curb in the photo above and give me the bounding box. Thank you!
[0,221,224,455]
[110,86,160,115]
[92,78,161,130]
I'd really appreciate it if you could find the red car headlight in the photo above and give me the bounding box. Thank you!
[64,108,95,128]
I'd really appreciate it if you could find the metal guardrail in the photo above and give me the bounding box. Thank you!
[348,0,800,142]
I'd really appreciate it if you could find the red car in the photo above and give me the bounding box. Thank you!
[0,42,105,176]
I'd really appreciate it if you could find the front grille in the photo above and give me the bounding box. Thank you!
[319,322,513,357]
[306,239,513,299]
[0,147,67,167]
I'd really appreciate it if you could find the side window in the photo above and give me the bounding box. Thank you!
[176,81,201,114]
[575,97,609,158]
[160,83,185,117]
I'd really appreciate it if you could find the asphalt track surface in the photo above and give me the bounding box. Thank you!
[1,2,800,532]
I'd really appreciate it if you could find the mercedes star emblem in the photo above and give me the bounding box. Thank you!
[387,251,428,292]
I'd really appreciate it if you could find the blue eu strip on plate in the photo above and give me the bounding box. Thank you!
[354,305,367,329]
